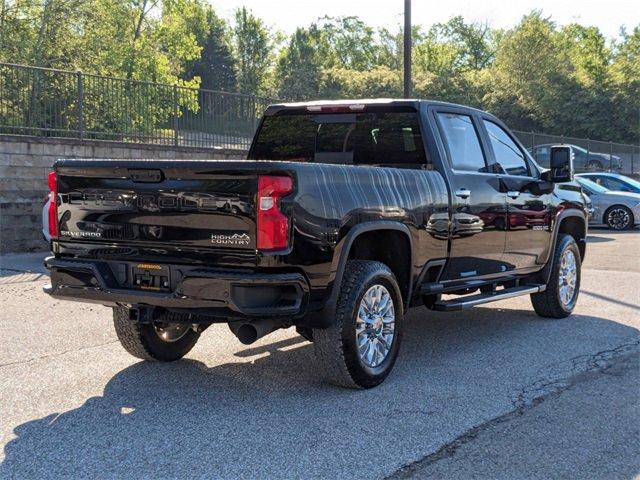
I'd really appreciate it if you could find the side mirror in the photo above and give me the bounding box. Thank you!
[541,146,574,183]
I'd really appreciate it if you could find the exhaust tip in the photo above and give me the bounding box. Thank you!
[235,324,259,345]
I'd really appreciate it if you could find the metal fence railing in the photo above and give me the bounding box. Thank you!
[0,62,276,150]
[1,62,638,174]
[513,130,639,176]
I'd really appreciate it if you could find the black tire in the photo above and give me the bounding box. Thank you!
[531,234,581,318]
[604,205,634,230]
[113,308,200,361]
[312,260,403,389]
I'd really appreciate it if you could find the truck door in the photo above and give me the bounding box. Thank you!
[480,118,552,272]
[433,111,508,281]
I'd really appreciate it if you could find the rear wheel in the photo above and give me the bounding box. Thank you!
[113,308,200,361]
[604,205,633,230]
[313,260,403,389]
[531,234,581,318]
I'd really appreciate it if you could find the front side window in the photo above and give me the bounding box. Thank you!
[250,111,428,167]
[483,120,530,176]
[436,113,487,172]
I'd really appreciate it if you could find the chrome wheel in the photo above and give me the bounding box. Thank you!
[606,207,631,230]
[558,249,577,307]
[355,284,395,368]
[153,322,191,343]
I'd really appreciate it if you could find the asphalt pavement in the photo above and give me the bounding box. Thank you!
[394,353,640,480]
[0,228,638,479]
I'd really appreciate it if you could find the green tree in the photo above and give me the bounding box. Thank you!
[319,66,402,99]
[232,6,271,94]
[413,29,461,77]
[276,27,321,100]
[186,6,236,92]
[434,16,494,70]
[375,25,424,71]
[311,16,378,70]
[482,12,573,132]
[609,27,640,143]
[561,24,610,86]
[558,24,616,139]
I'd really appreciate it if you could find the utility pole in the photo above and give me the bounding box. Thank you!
[403,0,412,98]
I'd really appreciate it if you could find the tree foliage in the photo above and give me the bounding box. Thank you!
[232,6,271,94]
[0,4,637,143]
[276,28,321,100]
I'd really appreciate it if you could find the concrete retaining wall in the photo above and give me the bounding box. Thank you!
[0,135,247,254]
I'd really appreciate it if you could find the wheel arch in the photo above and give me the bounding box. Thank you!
[557,213,587,260]
[327,222,414,309]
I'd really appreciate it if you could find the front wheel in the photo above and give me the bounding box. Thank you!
[313,260,403,389]
[531,234,581,318]
[113,308,200,361]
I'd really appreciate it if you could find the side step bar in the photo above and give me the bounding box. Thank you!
[432,284,546,312]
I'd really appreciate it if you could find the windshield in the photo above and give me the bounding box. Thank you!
[576,177,609,194]
[249,111,428,166]
[572,145,588,154]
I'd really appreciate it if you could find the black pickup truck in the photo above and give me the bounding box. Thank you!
[44,100,588,388]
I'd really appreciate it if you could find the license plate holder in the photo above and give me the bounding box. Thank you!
[132,263,170,291]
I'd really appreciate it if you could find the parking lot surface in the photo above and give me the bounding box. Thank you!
[1,229,638,479]
[395,352,639,479]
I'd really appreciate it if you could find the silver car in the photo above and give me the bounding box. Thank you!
[575,177,640,230]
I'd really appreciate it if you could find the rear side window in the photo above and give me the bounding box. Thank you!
[249,111,428,168]
[483,120,530,176]
[436,113,487,172]
[593,176,629,191]
[249,115,316,161]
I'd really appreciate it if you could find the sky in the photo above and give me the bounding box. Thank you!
[212,0,639,40]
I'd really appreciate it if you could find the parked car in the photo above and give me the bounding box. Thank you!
[576,172,640,194]
[530,144,622,172]
[575,177,640,230]
[43,99,589,388]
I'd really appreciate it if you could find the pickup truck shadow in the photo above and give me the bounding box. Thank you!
[585,235,615,243]
[589,226,639,234]
[2,309,638,478]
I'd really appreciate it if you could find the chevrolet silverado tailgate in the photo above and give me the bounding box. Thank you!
[53,159,259,251]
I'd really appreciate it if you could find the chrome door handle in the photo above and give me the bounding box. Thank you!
[454,188,471,199]
[507,191,520,199]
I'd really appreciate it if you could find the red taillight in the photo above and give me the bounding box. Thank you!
[47,171,59,238]
[257,175,293,251]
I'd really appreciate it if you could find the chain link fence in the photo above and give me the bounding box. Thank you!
[1,62,638,174]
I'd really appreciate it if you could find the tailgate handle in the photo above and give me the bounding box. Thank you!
[128,169,163,183]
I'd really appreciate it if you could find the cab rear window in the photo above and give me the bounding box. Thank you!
[249,111,428,167]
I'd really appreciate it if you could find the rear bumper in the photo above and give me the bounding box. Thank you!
[43,256,309,319]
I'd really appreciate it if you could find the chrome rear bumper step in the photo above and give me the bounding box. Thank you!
[432,284,546,312]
